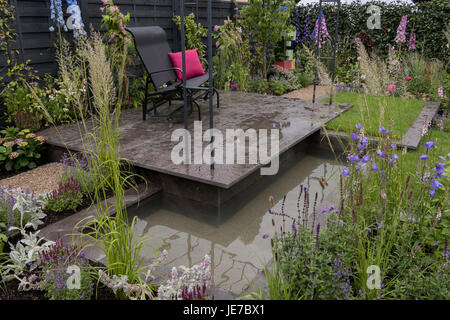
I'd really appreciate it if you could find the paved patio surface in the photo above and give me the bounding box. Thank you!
[39,91,351,189]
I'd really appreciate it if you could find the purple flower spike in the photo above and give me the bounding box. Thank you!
[419,154,428,160]
[371,163,379,171]
[424,141,435,149]
[350,132,359,141]
[342,168,350,176]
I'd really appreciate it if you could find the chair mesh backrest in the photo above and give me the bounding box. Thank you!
[126,26,177,88]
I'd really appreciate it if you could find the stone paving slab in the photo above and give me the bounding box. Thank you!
[39,91,351,189]
[39,182,161,245]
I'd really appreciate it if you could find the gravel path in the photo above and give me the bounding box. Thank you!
[283,85,332,102]
[0,163,66,194]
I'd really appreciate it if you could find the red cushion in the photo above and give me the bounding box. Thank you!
[168,49,205,82]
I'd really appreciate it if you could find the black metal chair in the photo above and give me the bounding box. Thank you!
[126,26,219,121]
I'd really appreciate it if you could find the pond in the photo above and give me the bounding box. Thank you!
[128,147,344,295]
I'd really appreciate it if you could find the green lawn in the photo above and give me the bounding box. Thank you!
[326,92,426,139]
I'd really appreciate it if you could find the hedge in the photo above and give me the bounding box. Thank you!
[293,0,449,62]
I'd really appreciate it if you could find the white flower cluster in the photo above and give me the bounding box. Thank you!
[157,254,211,300]
[98,249,169,300]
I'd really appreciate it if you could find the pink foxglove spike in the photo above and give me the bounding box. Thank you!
[395,15,408,44]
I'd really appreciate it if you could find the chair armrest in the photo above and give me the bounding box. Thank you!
[149,67,183,76]
[200,57,209,70]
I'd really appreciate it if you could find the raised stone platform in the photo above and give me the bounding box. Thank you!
[39,91,351,207]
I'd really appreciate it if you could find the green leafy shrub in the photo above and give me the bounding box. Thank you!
[46,177,83,213]
[0,127,45,171]
[241,0,295,79]
[1,86,42,131]
[294,0,450,61]
[213,17,251,91]
[248,78,270,94]
[268,78,288,96]
[173,13,207,60]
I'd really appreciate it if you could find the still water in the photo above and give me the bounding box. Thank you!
[128,148,344,295]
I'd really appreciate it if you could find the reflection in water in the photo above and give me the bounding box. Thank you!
[129,149,343,295]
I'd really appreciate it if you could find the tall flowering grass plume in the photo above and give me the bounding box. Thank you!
[355,38,391,95]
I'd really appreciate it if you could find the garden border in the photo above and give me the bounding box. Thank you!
[319,101,441,152]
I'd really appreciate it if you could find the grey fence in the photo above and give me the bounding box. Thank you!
[2,0,241,77]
